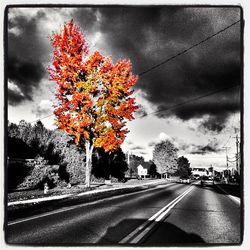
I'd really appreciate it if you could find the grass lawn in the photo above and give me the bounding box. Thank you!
[7,185,97,203]
[7,178,163,203]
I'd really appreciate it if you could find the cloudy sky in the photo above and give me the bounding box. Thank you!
[7,6,241,170]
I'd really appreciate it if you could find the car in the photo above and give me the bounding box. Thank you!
[201,176,214,186]
[179,178,191,184]
[214,176,221,182]
[193,175,200,180]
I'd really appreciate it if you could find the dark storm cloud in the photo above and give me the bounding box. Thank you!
[74,7,241,131]
[135,106,147,118]
[129,145,146,151]
[148,142,156,147]
[189,141,221,155]
[8,9,47,105]
[8,88,26,105]
[8,6,241,130]
[179,140,221,155]
[136,151,148,155]
[190,143,219,155]
[8,57,45,104]
[198,115,228,133]
[156,86,240,131]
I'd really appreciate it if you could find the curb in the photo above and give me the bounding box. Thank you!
[8,179,168,207]
[215,184,240,205]
[7,179,171,222]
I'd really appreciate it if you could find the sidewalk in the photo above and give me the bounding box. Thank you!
[8,179,168,207]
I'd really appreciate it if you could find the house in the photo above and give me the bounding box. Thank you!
[137,164,148,178]
[191,167,208,177]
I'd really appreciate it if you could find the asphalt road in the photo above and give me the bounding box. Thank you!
[6,182,241,246]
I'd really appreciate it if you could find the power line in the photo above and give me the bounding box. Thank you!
[28,19,240,124]
[228,159,237,163]
[220,84,240,148]
[30,113,54,124]
[138,20,240,76]
[222,135,232,149]
[30,83,239,123]
[136,84,239,119]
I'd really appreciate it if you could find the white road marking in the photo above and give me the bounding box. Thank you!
[7,182,176,226]
[119,185,195,244]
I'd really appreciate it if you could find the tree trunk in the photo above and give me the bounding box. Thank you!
[85,141,94,188]
[104,154,112,185]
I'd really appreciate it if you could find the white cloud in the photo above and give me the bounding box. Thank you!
[38,8,77,36]
[32,99,53,117]
[158,132,171,142]
[39,99,53,109]
[88,31,102,54]
[8,81,24,96]
[9,7,77,41]
[149,132,176,146]
[8,26,22,36]
[8,8,40,22]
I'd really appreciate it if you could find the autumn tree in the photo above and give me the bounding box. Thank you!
[153,140,178,178]
[49,20,138,187]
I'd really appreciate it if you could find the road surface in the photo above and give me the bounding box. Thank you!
[6,182,241,245]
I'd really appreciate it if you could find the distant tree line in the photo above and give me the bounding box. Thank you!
[7,120,192,190]
[7,120,128,190]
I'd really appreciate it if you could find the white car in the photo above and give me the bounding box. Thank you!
[201,176,214,186]
[180,178,190,184]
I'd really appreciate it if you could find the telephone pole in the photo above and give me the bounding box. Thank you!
[222,146,230,169]
[233,134,240,174]
[222,146,230,182]
[127,150,130,166]
[127,150,132,178]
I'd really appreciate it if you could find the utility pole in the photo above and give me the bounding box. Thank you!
[222,146,230,169]
[127,150,130,166]
[127,150,132,178]
[222,146,230,183]
[236,134,239,173]
[233,134,240,174]
[210,164,214,177]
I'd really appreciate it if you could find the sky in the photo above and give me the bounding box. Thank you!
[7,6,241,170]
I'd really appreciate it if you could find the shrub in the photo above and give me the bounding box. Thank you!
[17,156,47,190]
[90,175,105,184]
[7,161,32,190]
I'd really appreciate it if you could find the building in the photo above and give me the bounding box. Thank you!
[137,164,148,178]
[191,167,208,177]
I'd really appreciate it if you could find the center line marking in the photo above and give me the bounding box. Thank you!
[119,185,195,244]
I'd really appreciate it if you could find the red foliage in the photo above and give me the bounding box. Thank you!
[49,20,138,153]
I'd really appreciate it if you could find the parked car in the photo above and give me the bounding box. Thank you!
[201,176,214,186]
[193,174,200,180]
[214,176,221,182]
[179,178,191,184]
